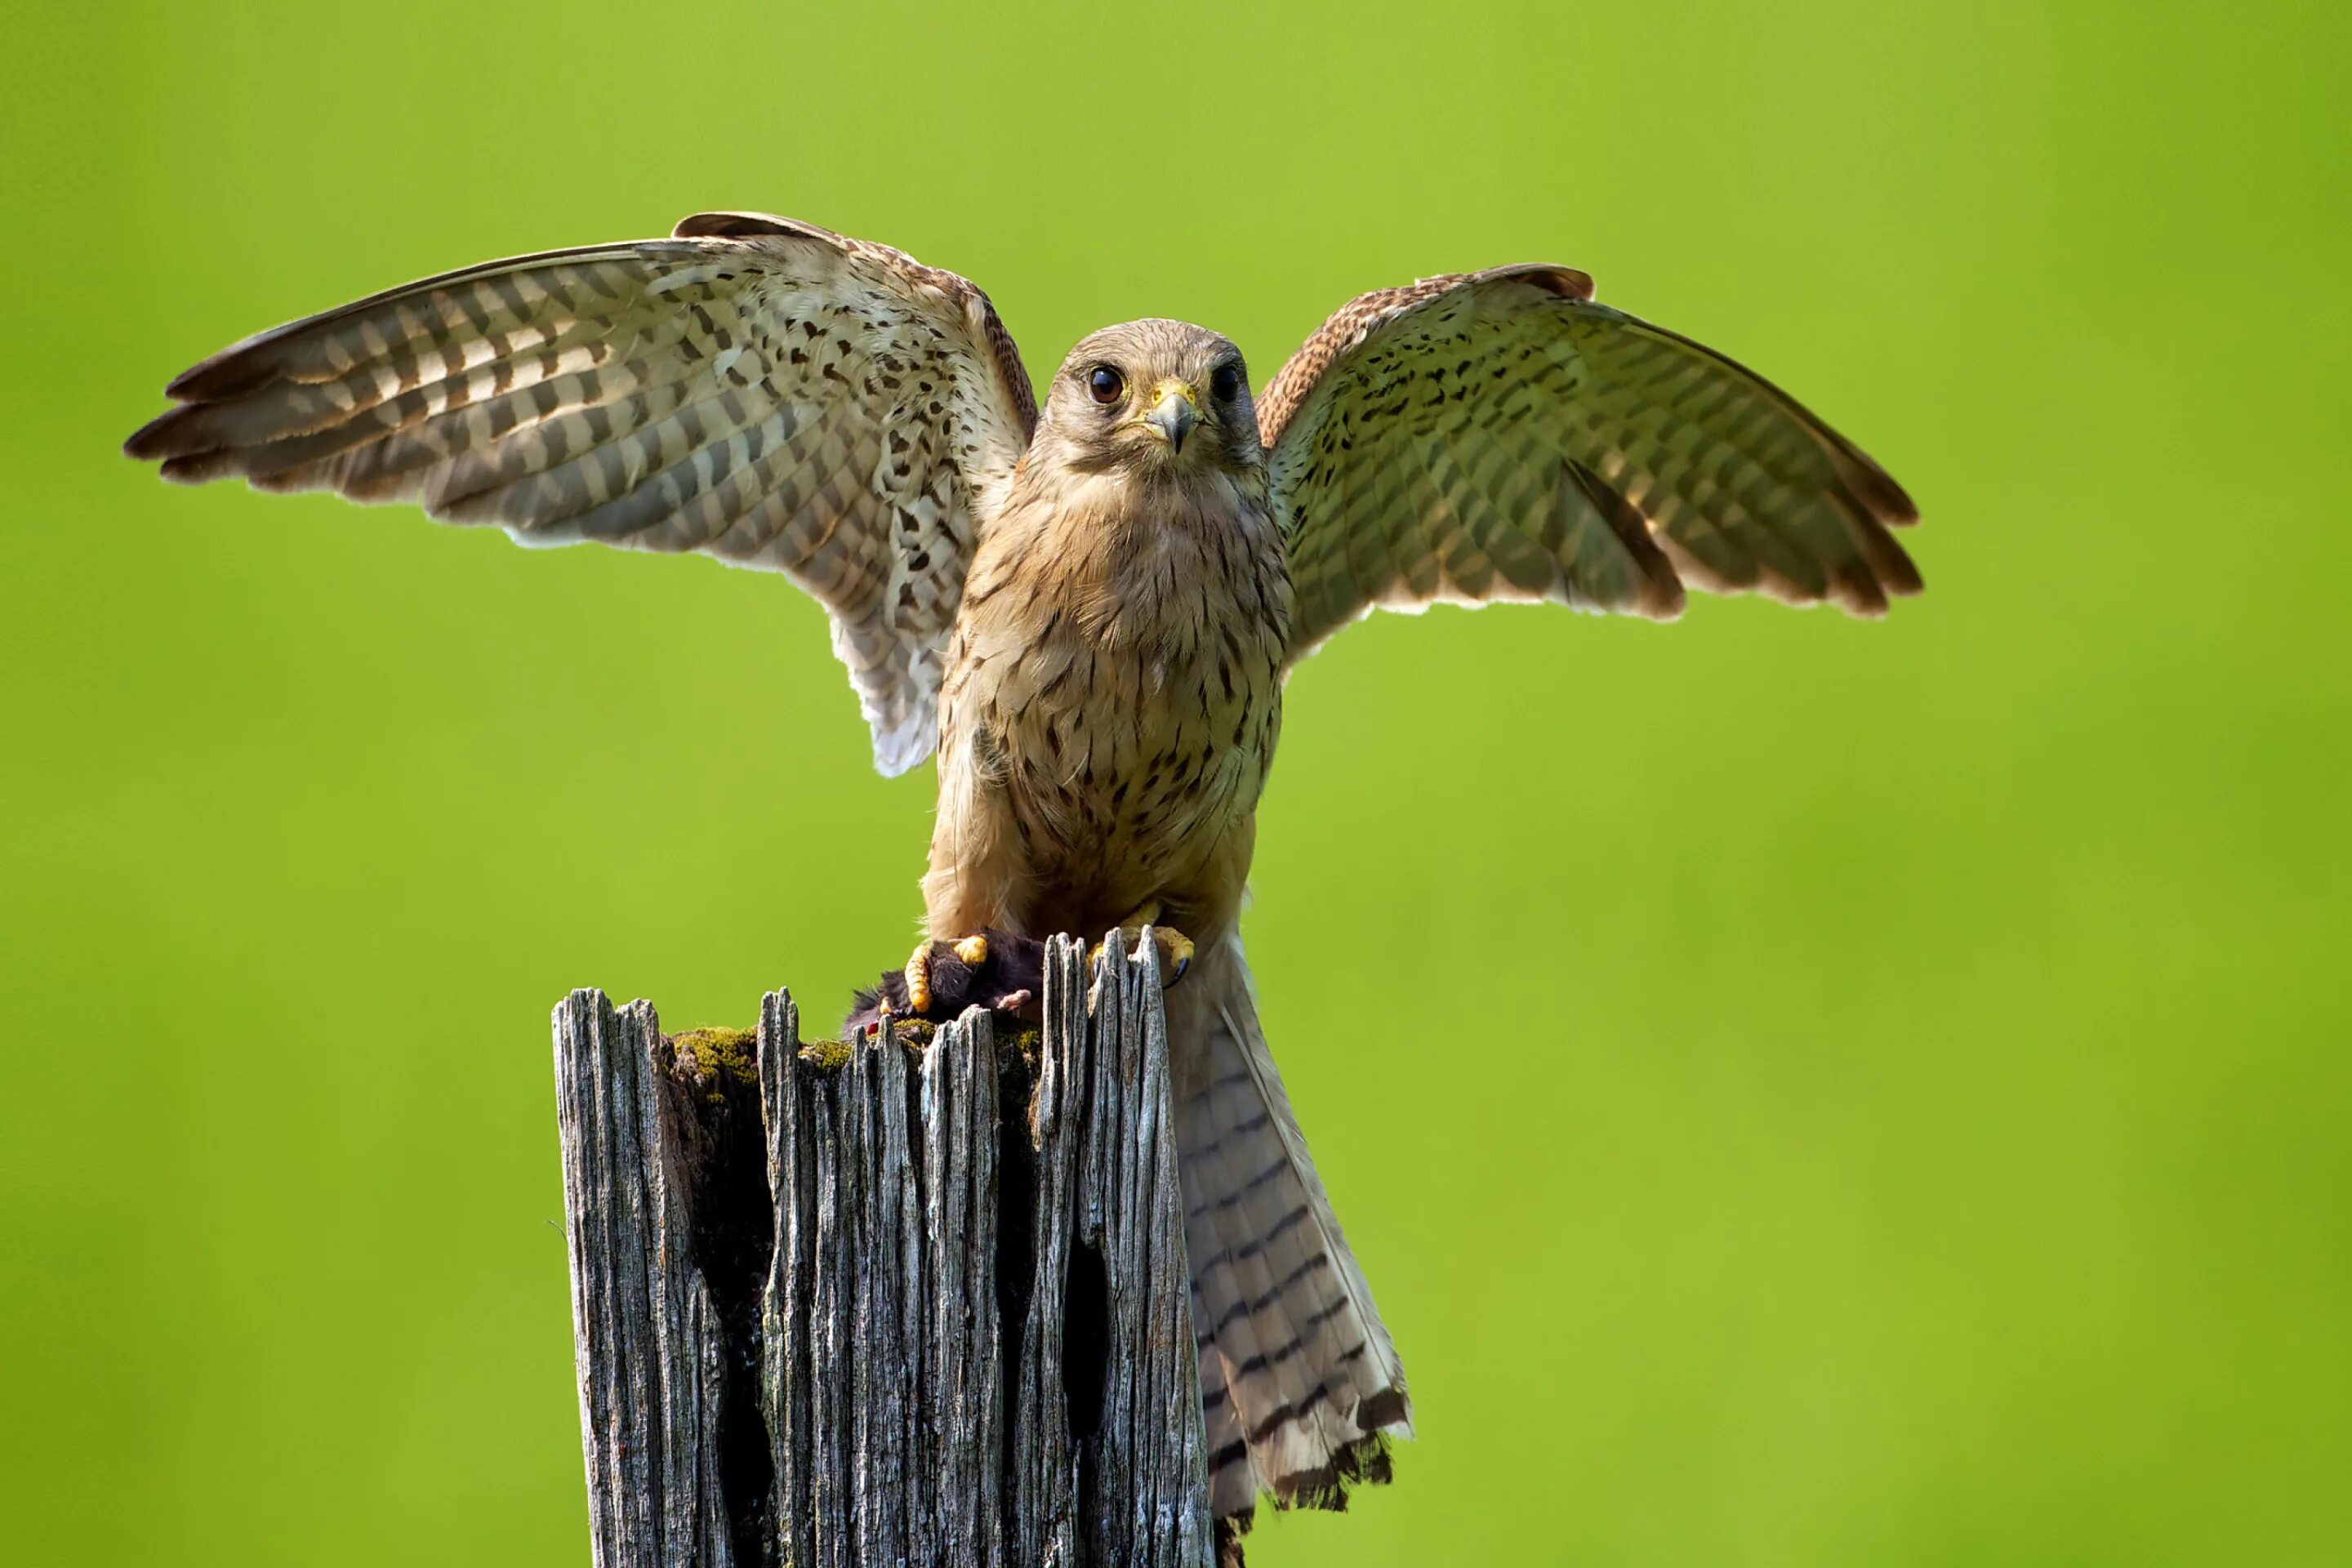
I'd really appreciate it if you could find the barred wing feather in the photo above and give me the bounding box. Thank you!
[126,212,1036,774]
[1257,265,1919,665]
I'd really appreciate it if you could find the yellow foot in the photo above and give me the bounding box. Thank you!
[1088,924,1196,988]
[902,942,935,1014]
[906,933,993,1017]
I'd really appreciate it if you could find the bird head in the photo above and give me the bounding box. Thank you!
[1035,319,1261,480]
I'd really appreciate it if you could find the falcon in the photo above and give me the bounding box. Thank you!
[126,211,1921,1533]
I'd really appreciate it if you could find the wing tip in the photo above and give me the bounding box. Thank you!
[125,407,236,483]
[122,408,182,463]
[162,332,290,403]
[869,723,936,778]
[1851,515,1926,608]
[158,453,240,485]
[1636,579,1689,621]
[1851,463,1921,528]
[164,359,228,402]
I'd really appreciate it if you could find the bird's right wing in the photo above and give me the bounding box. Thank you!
[126,212,1037,775]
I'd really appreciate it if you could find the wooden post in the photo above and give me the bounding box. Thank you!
[552,934,1214,1568]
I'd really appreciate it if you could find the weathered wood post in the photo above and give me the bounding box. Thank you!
[552,934,1214,1567]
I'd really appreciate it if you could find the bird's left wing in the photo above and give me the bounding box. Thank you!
[126,212,1036,774]
[1256,265,1920,665]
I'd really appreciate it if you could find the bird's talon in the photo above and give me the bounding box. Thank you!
[1158,929,1195,985]
[953,933,990,966]
[1096,924,1196,989]
[902,942,934,1015]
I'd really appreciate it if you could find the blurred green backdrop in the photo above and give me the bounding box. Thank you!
[4,2,2347,1563]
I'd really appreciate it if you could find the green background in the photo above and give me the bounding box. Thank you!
[5,2,2345,1562]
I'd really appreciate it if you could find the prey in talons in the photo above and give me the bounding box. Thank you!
[844,928,1047,1039]
[901,933,996,1015]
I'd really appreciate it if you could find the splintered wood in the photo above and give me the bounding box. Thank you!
[553,935,1211,1567]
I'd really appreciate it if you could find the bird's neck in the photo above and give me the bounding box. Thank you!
[982,464,1288,644]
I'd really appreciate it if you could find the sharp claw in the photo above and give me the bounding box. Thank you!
[1152,929,1196,987]
[953,933,990,966]
[1094,923,1196,989]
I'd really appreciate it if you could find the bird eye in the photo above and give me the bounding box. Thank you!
[1210,362,1243,402]
[1087,365,1125,404]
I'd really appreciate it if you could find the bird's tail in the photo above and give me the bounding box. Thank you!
[1167,933,1411,1528]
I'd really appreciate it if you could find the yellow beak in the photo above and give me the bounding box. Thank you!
[1143,379,1200,455]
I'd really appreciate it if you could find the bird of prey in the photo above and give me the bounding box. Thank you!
[126,211,1921,1533]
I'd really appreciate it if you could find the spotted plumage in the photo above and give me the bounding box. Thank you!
[1258,263,1919,660]
[127,212,1034,775]
[127,213,1922,1543]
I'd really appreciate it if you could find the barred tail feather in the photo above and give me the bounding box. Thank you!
[1170,935,1410,1528]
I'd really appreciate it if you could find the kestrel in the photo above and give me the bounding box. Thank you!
[127,211,1921,1532]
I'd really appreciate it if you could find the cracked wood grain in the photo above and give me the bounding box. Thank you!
[553,933,1212,1568]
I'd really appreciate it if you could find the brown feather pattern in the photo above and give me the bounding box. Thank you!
[125,214,1035,774]
[1257,265,1919,662]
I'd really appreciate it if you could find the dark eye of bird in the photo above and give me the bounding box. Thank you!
[1211,363,1242,402]
[1087,365,1125,405]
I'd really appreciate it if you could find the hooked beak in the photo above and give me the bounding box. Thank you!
[1143,381,1200,455]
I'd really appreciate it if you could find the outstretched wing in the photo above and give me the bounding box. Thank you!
[126,212,1036,774]
[1256,265,1919,664]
